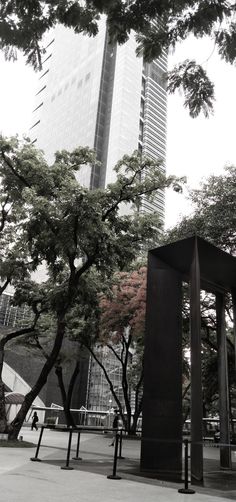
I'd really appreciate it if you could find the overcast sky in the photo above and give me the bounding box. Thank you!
[0,35,235,229]
[165,36,236,229]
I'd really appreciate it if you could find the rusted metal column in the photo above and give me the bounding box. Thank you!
[216,293,231,469]
[190,237,203,484]
[141,253,183,480]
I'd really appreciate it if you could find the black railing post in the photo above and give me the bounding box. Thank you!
[107,431,122,480]
[118,429,125,459]
[178,439,195,494]
[31,426,44,462]
[61,428,74,470]
[72,430,82,460]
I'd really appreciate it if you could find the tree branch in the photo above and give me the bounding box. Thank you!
[106,343,123,364]
[86,345,124,422]
[0,276,12,296]
[55,364,67,404]
[0,325,36,349]
[73,214,79,251]
[1,149,31,188]
[0,195,10,232]
[32,333,49,360]
[101,168,143,222]
[182,382,191,400]
[0,310,40,349]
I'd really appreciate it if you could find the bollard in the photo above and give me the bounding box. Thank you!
[107,431,122,480]
[72,431,82,461]
[118,429,125,459]
[31,426,44,462]
[61,429,74,470]
[178,439,195,494]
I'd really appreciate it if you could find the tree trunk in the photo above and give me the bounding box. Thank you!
[121,369,132,433]
[130,414,139,435]
[55,361,80,427]
[55,365,73,426]
[66,360,80,423]
[130,395,143,435]
[0,380,7,433]
[8,316,66,440]
[0,345,7,433]
[120,335,132,433]
[129,414,138,435]
[128,361,144,435]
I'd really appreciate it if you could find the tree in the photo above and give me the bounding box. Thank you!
[9,305,82,428]
[1,1,236,116]
[166,165,236,254]
[165,165,236,426]
[0,323,37,433]
[0,136,183,438]
[82,266,147,435]
[0,136,50,433]
[0,280,53,435]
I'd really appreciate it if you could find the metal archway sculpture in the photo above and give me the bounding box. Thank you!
[140,235,236,484]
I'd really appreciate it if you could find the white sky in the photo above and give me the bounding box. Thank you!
[166,36,236,228]
[0,36,235,230]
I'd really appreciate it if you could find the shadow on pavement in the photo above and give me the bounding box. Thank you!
[32,434,236,500]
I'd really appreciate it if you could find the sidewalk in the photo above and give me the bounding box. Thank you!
[0,427,235,502]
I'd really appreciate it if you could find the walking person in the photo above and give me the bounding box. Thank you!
[109,409,119,446]
[31,411,39,431]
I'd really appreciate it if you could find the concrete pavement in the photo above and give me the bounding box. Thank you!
[0,427,235,501]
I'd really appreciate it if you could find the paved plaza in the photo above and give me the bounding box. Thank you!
[0,427,236,501]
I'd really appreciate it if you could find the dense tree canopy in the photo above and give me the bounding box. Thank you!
[1,1,236,116]
[166,165,236,254]
[0,136,183,437]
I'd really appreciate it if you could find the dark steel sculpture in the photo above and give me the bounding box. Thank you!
[140,235,236,483]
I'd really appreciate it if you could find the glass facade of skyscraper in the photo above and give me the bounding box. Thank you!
[30,20,167,218]
[29,20,168,411]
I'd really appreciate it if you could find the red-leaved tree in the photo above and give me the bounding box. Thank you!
[87,266,147,435]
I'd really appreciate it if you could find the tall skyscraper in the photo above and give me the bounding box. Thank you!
[30,18,167,218]
[29,19,168,412]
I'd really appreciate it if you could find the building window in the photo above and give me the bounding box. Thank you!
[39,69,49,80]
[139,120,144,142]
[32,102,43,113]
[36,85,46,96]
[140,97,145,118]
[30,120,40,130]
[141,76,146,96]
[45,38,55,49]
[42,54,52,65]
